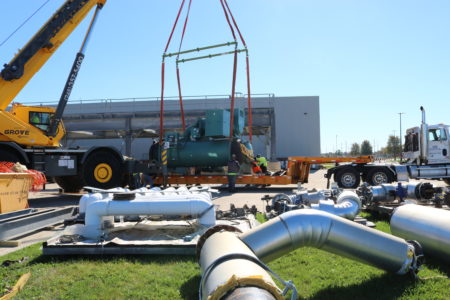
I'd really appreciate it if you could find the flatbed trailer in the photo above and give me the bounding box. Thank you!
[152,156,374,186]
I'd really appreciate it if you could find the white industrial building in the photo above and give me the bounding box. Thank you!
[58,94,320,161]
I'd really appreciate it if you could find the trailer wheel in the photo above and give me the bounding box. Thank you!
[367,168,393,186]
[54,175,84,193]
[335,167,360,189]
[82,151,123,189]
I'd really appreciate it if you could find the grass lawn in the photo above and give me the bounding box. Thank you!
[1,214,449,300]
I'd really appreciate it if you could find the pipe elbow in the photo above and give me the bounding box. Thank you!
[240,209,333,262]
[79,192,103,215]
[190,195,216,226]
[84,200,110,227]
[280,209,334,247]
[333,191,361,220]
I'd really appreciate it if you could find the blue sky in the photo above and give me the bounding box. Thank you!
[1,0,449,154]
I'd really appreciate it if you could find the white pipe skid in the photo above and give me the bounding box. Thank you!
[83,190,215,239]
[79,187,131,215]
[391,204,450,262]
[79,186,212,215]
[240,209,420,274]
[311,191,361,220]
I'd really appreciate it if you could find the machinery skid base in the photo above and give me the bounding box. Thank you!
[42,217,258,256]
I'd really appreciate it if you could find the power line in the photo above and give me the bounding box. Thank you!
[0,0,51,48]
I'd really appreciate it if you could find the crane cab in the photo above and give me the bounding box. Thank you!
[0,103,65,147]
[10,104,55,132]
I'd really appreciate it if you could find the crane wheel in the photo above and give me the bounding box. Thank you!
[366,167,394,186]
[82,151,123,189]
[54,175,84,193]
[0,149,24,164]
[334,167,360,189]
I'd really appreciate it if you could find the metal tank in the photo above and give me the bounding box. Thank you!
[162,109,251,168]
[391,204,450,262]
[167,139,232,168]
[408,165,450,178]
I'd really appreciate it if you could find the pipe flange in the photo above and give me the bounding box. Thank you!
[196,225,242,261]
[407,240,424,276]
[416,182,434,200]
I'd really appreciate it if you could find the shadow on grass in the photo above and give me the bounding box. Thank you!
[27,253,197,266]
[362,209,391,222]
[309,273,416,300]
[179,274,201,300]
[421,256,450,278]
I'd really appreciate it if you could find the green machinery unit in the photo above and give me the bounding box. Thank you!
[162,109,251,169]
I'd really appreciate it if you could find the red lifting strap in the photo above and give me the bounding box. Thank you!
[175,0,192,131]
[161,0,253,142]
[160,0,188,141]
[223,0,252,141]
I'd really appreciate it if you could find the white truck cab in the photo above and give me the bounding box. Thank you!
[427,124,450,164]
[403,124,450,164]
[327,107,450,188]
[403,106,450,165]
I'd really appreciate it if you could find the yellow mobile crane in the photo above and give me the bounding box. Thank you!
[0,0,127,192]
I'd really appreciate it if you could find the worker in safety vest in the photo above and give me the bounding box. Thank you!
[227,154,240,193]
[256,154,268,174]
[30,112,40,126]
[252,159,262,175]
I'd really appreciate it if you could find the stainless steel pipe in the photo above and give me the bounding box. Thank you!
[311,190,361,220]
[240,209,420,274]
[371,184,397,202]
[370,182,432,202]
[199,231,283,300]
[391,204,450,262]
[271,190,328,207]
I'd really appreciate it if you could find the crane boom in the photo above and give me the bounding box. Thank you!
[0,0,106,111]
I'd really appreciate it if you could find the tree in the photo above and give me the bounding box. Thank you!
[386,135,401,159]
[350,143,360,156]
[360,140,373,155]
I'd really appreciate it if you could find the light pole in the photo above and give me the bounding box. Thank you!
[392,130,397,160]
[335,134,338,155]
[398,112,405,160]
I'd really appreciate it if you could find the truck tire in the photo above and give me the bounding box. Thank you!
[54,175,84,193]
[334,167,360,189]
[82,150,123,189]
[366,167,394,186]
